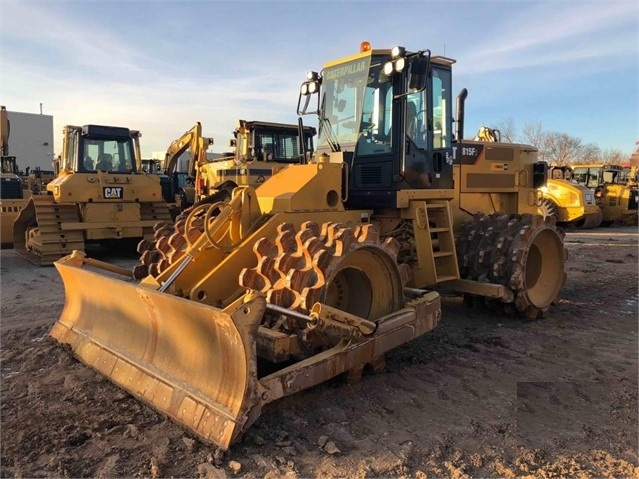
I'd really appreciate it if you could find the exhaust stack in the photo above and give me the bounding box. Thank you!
[455,88,468,142]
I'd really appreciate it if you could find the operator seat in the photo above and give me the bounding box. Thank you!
[96,153,112,171]
[83,156,94,170]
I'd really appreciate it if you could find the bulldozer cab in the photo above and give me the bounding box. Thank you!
[299,44,455,209]
[62,125,139,174]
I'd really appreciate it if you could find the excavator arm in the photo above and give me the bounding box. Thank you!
[0,106,8,157]
[163,122,214,179]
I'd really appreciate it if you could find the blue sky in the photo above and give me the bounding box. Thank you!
[2,0,637,157]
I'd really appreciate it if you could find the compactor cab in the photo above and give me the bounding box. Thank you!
[13,124,171,264]
[299,45,455,209]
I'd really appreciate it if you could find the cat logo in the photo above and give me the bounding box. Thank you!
[103,187,124,199]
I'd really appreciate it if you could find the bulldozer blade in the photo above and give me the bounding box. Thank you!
[50,252,267,450]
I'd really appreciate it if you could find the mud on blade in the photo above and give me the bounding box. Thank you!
[50,252,266,450]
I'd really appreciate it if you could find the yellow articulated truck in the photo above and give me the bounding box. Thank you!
[49,42,567,450]
[13,124,172,265]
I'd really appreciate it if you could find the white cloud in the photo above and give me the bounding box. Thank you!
[456,2,637,74]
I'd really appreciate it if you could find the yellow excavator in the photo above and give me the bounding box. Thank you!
[49,42,567,450]
[13,124,172,265]
[571,164,639,225]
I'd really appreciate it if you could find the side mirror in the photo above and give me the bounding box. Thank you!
[408,56,428,92]
[533,161,548,189]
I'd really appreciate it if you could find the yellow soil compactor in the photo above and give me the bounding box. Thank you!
[571,164,639,226]
[49,43,567,450]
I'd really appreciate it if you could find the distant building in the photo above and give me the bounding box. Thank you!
[6,110,55,172]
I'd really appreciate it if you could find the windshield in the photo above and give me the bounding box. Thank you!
[572,167,601,188]
[253,129,314,162]
[82,138,135,173]
[318,55,393,154]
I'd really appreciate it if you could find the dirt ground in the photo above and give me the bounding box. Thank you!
[1,227,637,479]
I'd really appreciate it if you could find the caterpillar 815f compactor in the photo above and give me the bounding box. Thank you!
[13,124,172,265]
[50,43,567,450]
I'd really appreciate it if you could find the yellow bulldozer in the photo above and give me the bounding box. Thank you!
[13,124,172,265]
[571,163,639,225]
[49,43,567,450]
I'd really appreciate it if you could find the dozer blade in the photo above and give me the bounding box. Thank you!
[50,252,266,450]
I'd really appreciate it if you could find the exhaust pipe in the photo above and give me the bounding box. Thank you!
[455,88,468,142]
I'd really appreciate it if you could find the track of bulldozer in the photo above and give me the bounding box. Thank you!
[14,195,85,266]
[455,213,567,319]
[139,201,174,237]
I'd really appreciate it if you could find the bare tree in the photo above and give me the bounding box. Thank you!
[494,118,517,143]
[600,148,626,165]
[521,121,551,162]
[546,132,583,165]
[574,143,601,164]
